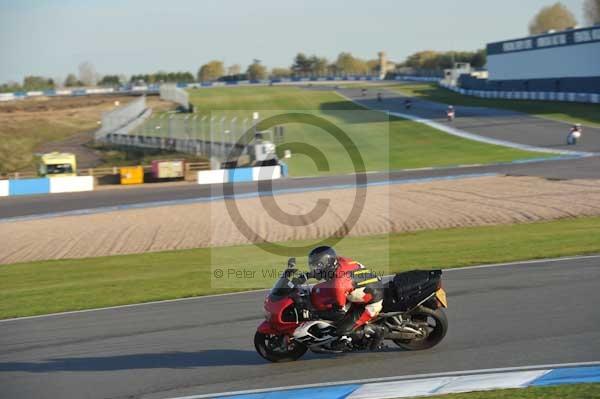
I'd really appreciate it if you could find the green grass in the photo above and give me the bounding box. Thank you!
[407,383,600,399]
[2,216,600,319]
[385,82,600,127]
[136,86,547,177]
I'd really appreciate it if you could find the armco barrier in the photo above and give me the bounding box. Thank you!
[49,176,94,194]
[197,165,284,185]
[0,180,8,197]
[228,167,254,183]
[197,169,229,185]
[1,176,95,197]
[8,178,50,196]
[253,165,281,181]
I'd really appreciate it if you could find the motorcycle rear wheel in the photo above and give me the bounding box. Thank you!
[393,306,448,351]
[254,331,307,362]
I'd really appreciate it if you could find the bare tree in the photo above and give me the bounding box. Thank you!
[529,3,577,35]
[584,0,600,25]
[227,64,241,76]
[78,62,97,86]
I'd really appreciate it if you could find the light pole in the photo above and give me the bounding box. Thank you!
[220,116,226,157]
[200,115,207,141]
[210,116,216,158]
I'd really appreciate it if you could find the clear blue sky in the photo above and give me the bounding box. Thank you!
[0,0,586,83]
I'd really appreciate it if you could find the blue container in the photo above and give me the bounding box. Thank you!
[9,178,50,196]
[228,168,253,183]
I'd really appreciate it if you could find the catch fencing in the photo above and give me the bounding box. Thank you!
[105,112,269,162]
[95,96,151,140]
[160,84,190,110]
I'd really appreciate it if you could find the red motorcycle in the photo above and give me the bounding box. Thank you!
[254,259,448,362]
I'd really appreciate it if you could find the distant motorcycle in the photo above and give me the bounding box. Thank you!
[405,99,413,110]
[254,261,448,362]
[567,124,583,145]
[446,110,455,122]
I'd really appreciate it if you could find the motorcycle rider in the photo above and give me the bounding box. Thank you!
[447,105,455,121]
[568,123,583,145]
[302,246,385,350]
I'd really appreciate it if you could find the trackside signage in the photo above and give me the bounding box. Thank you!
[488,26,600,55]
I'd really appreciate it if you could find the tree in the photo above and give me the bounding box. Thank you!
[584,0,600,25]
[400,50,487,71]
[366,59,380,75]
[470,49,487,69]
[22,76,54,91]
[64,73,79,87]
[309,56,328,76]
[78,61,97,86]
[529,3,577,35]
[197,60,224,82]
[291,53,313,76]
[98,75,121,86]
[0,81,21,93]
[335,52,368,75]
[247,59,267,80]
[271,67,292,78]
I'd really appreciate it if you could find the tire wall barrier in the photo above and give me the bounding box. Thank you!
[0,176,94,197]
[197,165,282,185]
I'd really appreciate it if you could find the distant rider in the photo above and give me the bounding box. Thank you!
[567,124,583,145]
[301,246,385,350]
[447,105,455,121]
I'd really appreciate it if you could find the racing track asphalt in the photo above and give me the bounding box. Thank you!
[1,156,599,220]
[1,256,599,399]
[337,85,600,153]
[2,83,599,220]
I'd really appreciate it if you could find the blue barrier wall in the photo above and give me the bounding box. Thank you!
[459,74,600,94]
[228,168,253,183]
[9,178,50,196]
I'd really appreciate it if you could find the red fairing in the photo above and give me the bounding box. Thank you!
[260,295,298,334]
[257,321,278,334]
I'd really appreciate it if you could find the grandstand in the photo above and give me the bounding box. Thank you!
[459,26,600,94]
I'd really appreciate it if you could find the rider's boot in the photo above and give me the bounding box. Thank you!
[365,324,386,350]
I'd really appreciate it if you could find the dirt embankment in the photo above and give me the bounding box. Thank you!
[0,95,174,172]
[1,175,600,265]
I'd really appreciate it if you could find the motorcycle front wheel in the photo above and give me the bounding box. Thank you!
[254,331,307,362]
[393,306,448,351]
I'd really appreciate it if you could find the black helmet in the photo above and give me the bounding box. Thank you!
[308,246,338,279]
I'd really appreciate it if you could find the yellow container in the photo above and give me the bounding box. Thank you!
[120,166,144,185]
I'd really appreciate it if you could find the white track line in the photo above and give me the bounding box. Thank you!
[1,254,598,324]
[167,361,600,399]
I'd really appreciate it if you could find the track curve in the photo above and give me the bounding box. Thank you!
[1,256,599,399]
